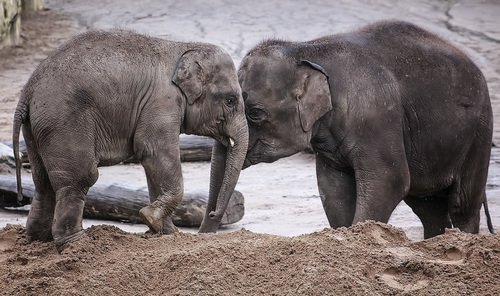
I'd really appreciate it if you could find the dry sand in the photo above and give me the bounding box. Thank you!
[0,222,499,296]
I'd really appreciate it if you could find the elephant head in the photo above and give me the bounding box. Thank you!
[172,47,249,232]
[238,45,332,167]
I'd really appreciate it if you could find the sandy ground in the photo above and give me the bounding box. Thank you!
[0,223,498,295]
[0,1,500,295]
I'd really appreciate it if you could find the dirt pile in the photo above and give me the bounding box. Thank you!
[0,222,498,295]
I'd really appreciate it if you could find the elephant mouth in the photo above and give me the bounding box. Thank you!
[242,157,253,169]
[243,139,274,169]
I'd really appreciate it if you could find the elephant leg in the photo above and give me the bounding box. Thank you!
[24,125,56,242]
[404,194,451,239]
[140,171,181,234]
[448,182,485,234]
[448,137,490,234]
[135,129,183,234]
[351,153,410,225]
[40,136,99,251]
[51,185,90,250]
[315,155,356,228]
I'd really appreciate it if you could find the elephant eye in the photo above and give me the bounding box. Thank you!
[224,96,237,108]
[247,107,266,122]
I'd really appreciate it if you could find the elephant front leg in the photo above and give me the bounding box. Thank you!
[139,191,181,234]
[351,158,410,225]
[315,155,357,228]
[138,146,183,234]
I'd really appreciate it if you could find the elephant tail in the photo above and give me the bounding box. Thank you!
[483,197,495,234]
[13,92,29,203]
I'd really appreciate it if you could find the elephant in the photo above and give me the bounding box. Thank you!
[239,21,495,238]
[12,30,248,250]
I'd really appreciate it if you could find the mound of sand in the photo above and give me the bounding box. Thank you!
[0,222,498,295]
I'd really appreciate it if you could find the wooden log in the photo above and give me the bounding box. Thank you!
[0,143,16,167]
[124,135,214,163]
[3,134,214,165]
[0,175,244,227]
[179,135,214,162]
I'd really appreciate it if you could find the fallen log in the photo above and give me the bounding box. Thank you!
[179,135,214,162]
[125,135,214,163]
[0,175,244,227]
[2,134,215,166]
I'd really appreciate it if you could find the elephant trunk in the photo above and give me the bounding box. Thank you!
[199,117,248,232]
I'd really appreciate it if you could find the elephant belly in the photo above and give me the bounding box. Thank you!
[407,170,454,197]
[96,138,135,167]
[405,139,467,197]
[402,103,488,196]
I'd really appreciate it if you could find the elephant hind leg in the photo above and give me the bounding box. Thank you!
[448,184,483,235]
[51,185,92,250]
[40,138,99,251]
[448,136,490,234]
[404,194,451,239]
[24,124,56,242]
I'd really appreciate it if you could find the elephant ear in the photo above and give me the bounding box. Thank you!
[172,50,205,105]
[295,60,333,132]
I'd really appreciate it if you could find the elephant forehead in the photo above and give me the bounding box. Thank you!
[243,86,290,108]
[212,56,237,72]
[209,70,241,93]
[242,57,293,90]
[210,50,238,73]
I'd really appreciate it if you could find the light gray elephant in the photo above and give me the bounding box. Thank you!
[239,21,494,238]
[12,30,248,250]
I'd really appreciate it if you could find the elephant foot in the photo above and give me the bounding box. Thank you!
[162,217,179,234]
[139,205,164,233]
[26,223,53,242]
[26,206,54,242]
[54,230,86,253]
[199,216,221,233]
[139,205,179,234]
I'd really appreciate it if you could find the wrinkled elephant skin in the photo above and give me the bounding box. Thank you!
[12,31,248,251]
[239,21,494,238]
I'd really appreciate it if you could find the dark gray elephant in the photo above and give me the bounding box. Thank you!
[239,21,494,238]
[12,30,248,250]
